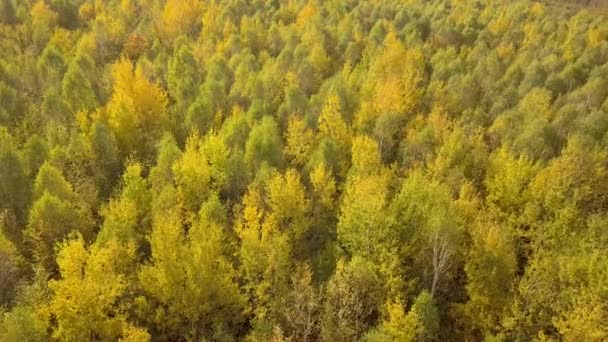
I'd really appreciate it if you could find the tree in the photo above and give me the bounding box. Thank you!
[49,0,83,28]
[350,135,383,177]
[463,216,517,336]
[391,171,464,299]
[123,33,147,60]
[526,135,608,248]
[106,58,169,160]
[489,88,560,161]
[172,133,211,213]
[87,120,122,198]
[485,146,539,215]
[339,136,390,262]
[37,44,67,85]
[0,128,30,227]
[33,161,75,202]
[285,116,315,167]
[309,161,338,278]
[31,0,58,49]
[186,93,217,136]
[510,248,608,339]
[338,173,391,261]
[310,161,337,211]
[0,0,16,24]
[96,162,152,250]
[160,0,203,41]
[236,186,292,339]
[554,293,608,341]
[47,233,144,341]
[0,80,19,125]
[365,291,439,342]
[148,133,182,192]
[358,30,425,132]
[266,169,311,245]
[21,135,49,178]
[201,132,231,194]
[139,203,246,340]
[62,59,98,114]
[167,42,201,111]
[318,94,350,148]
[245,116,283,171]
[321,257,385,342]
[0,229,23,307]
[279,263,322,341]
[25,162,93,271]
[78,2,94,22]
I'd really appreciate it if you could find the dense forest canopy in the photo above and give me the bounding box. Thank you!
[1,0,608,340]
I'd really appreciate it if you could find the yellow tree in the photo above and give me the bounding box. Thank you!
[31,0,58,49]
[106,58,168,160]
[139,204,246,340]
[554,292,608,341]
[172,133,212,214]
[338,173,391,261]
[160,0,203,41]
[485,146,539,216]
[266,169,312,258]
[338,135,402,294]
[48,234,145,341]
[236,185,292,339]
[463,215,517,336]
[311,161,337,211]
[350,135,383,177]
[318,94,350,147]
[285,116,316,167]
[365,292,440,342]
[358,30,426,131]
[309,161,339,279]
[317,94,351,178]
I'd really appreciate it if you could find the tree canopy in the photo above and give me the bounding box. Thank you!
[2,0,608,340]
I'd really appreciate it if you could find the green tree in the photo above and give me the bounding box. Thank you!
[62,59,98,114]
[25,162,93,271]
[167,42,201,112]
[245,116,283,171]
[338,173,390,260]
[87,121,122,198]
[0,229,24,307]
[391,171,464,299]
[96,162,152,250]
[0,128,30,227]
[148,133,182,192]
[21,134,49,177]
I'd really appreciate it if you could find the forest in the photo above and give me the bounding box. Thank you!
[1,0,608,340]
